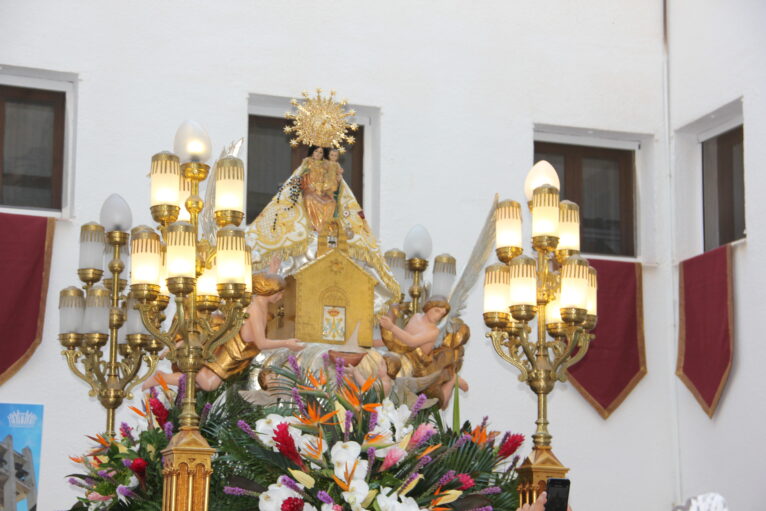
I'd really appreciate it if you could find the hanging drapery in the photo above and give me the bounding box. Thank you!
[0,212,55,384]
[566,259,646,419]
[677,244,734,417]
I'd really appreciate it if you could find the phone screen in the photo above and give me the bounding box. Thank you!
[545,478,570,511]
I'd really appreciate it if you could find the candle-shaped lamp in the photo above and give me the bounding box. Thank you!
[483,263,511,329]
[214,156,245,227]
[560,255,590,324]
[496,200,523,263]
[531,185,560,251]
[130,226,161,301]
[509,255,537,321]
[150,152,181,225]
[165,221,196,295]
[78,222,105,287]
[216,226,246,299]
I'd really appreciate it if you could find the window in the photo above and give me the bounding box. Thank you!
[534,141,635,256]
[702,125,744,251]
[246,115,364,224]
[0,85,65,210]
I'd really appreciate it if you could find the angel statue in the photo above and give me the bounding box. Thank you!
[377,196,498,408]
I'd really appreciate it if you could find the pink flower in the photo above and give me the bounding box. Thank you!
[379,447,406,471]
[456,473,475,490]
[408,423,437,449]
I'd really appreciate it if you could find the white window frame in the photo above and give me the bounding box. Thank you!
[0,64,78,219]
[247,93,381,234]
[673,98,744,261]
[533,124,655,264]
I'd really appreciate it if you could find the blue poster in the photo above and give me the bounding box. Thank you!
[0,403,43,511]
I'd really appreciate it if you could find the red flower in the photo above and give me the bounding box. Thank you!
[281,497,305,511]
[456,473,474,490]
[149,398,169,427]
[129,458,147,478]
[498,433,525,458]
[273,422,305,469]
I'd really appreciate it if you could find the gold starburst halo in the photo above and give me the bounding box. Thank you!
[283,88,359,153]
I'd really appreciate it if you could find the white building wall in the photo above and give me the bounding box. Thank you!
[1,1,750,509]
[669,1,766,510]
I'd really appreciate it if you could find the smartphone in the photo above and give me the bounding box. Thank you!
[545,478,570,511]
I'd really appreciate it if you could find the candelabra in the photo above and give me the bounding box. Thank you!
[58,121,250,511]
[483,161,598,505]
[384,224,455,321]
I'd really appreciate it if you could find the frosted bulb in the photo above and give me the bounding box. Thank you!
[99,194,132,232]
[173,120,212,163]
[524,160,560,202]
[403,224,432,260]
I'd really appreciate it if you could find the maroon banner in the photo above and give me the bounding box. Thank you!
[566,259,646,419]
[677,245,733,417]
[0,212,54,385]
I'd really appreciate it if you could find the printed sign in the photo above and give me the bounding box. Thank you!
[0,403,43,511]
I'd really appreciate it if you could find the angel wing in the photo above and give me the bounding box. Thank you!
[198,138,245,245]
[437,194,498,341]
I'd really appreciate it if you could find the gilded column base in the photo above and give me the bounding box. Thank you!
[161,428,215,511]
[516,446,569,506]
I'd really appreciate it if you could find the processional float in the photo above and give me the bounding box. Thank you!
[58,89,597,510]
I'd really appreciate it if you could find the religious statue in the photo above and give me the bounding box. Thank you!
[148,90,494,413]
[145,267,303,392]
[377,197,498,408]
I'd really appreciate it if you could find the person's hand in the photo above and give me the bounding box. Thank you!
[516,492,572,511]
[379,315,394,330]
[284,338,304,352]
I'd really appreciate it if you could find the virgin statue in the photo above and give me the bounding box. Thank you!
[244,146,400,308]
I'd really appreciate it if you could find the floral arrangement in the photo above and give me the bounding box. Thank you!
[68,358,525,511]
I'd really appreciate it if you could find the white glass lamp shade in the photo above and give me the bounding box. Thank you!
[173,120,212,163]
[403,224,432,260]
[130,226,161,285]
[243,246,253,293]
[531,185,560,238]
[125,297,149,335]
[216,226,246,284]
[432,254,456,298]
[404,267,414,292]
[99,194,133,232]
[214,157,245,213]
[483,263,511,314]
[59,287,85,334]
[196,268,219,296]
[496,200,522,249]
[509,255,537,307]
[545,295,563,324]
[83,286,110,334]
[558,201,580,251]
[524,160,560,202]
[150,152,180,207]
[78,222,105,270]
[177,178,192,222]
[384,249,407,290]
[586,266,598,315]
[560,255,590,310]
[166,222,196,279]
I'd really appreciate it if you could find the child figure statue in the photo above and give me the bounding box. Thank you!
[144,270,303,392]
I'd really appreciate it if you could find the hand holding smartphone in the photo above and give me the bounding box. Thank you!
[544,478,570,511]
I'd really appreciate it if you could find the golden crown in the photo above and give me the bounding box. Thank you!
[284,89,359,153]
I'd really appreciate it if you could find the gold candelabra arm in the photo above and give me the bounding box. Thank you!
[198,314,215,338]
[554,331,593,382]
[138,303,178,360]
[62,350,101,396]
[122,353,161,399]
[201,302,246,360]
[488,331,530,382]
[550,326,585,381]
